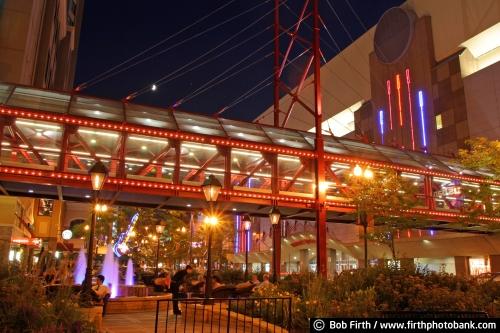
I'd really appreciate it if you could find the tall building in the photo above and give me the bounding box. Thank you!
[0,0,84,267]
[0,0,84,90]
[256,0,500,156]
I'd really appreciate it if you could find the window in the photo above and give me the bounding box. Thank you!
[435,114,443,130]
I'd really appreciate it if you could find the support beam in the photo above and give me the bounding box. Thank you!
[184,151,220,182]
[135,145,172,176]
[57,125,78,172]
[0,182,9,196]
[10,124,48,165]
[312,0,327,277]
[56,186,63,201]
[237,159,267,187]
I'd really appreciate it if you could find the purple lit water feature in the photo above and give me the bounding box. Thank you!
[74,248,87,284]
[125,258,134,286]
[101,244,119,298]
[111,259,119,298]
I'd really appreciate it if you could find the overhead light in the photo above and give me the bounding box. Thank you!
[85,194,91,198]
[238,133,244,137]
[189,152,194,156]
[187,204,191,207]
[93,111,101,115]
[90,139,96,144]
[193,126,200,130]
[232,208,237,211]
[279,139,285,143]
[28,189,34,193]
[141,146,147,150]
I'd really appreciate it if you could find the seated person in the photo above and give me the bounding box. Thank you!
[91,274,110,302]
[189,275,205,295]
[236,274,259,289]
[212,275,225,290]
[255,273,272,290]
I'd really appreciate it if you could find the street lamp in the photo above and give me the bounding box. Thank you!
[269,206,281,283]
[155,224,165,277]
[352,164,373,269]
[242,215,252,281]
[82,161,108,304]
[201,175,222,299]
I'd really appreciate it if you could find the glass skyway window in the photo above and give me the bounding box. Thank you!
[220,119,271,144]
[126,104,177,130]
[174,111,226,137]
[70,96,124,121]
[7,87,70,114]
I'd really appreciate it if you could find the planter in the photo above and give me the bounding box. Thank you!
[78,306,103,332]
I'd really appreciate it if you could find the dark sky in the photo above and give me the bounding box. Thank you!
[75,0,403,122]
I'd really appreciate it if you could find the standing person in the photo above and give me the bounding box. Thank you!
[171,265,193,315]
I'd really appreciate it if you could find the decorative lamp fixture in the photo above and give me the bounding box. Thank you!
[88,161,108,191]
[269,207,281,225]
[202,175,222,202]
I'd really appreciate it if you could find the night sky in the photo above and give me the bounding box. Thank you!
[75,0,403,122]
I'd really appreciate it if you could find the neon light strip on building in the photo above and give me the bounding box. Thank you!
[379,110,384,144]
[396,74,403,127]
[418,90,427,148]
[386,80,393,130]
[405,69,416,150]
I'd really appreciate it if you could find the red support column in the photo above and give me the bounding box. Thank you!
[424,175,435,210]
[171,140,181,185]
[270,153,281,280]
[273,0,280,127]
[312,0,327,277]
[57,125,77,172]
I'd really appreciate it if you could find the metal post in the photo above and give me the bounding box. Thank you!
[272,223,280,283]
[312,0,327,277]
[82,191,97,303]
[154,236,161,277]
[273,0,280,127]
[189,212,194,264]
[205,226,213,299]
[205,202,214,300]
[244,228,249,281]
[361,211,368,269]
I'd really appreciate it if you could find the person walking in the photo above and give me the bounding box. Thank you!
[171,265,193,315]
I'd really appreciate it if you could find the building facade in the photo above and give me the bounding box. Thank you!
[256,0,500,156]
[0,0,84,90]
[0,0,84,267]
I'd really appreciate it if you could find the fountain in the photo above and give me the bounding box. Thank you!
[73,248,87,284]
[101,244,119,298]
[125,258,134,286]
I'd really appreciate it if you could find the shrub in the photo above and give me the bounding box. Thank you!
[0,272,96,332]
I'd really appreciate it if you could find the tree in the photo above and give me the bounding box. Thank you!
[458,137,500,223]
[458,137,500,180]
[345,168,425,260]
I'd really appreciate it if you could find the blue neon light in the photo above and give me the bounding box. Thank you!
[379,110,384,144]
[418,91,427,148]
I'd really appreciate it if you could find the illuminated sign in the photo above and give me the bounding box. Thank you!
[386,80,393,130]
[379,110,384,144]
[12,238,42,247]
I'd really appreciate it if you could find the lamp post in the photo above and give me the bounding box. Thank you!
[154,224,165,277]
[82,161,108,304]
[269,206,281,283]
[242,215,252,281]
[201,175,222,299]
[352,164,373,269]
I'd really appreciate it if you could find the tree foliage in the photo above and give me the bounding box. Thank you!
[345,168,427,258]
[458,137,500,180]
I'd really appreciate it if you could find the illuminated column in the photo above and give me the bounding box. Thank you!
[396,74,403,127]
[378,110,384,144]
[418,90,428,150]
[405,69,416,150]
[386,80,393,131]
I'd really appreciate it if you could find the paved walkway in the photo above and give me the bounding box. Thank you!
[102,311,259,333]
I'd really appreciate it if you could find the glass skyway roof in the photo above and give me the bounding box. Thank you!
[0,83,481,176]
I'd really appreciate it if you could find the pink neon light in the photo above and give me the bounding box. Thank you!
[396,74,403,127]
[386,80,393,130]
[405,69,416,150]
